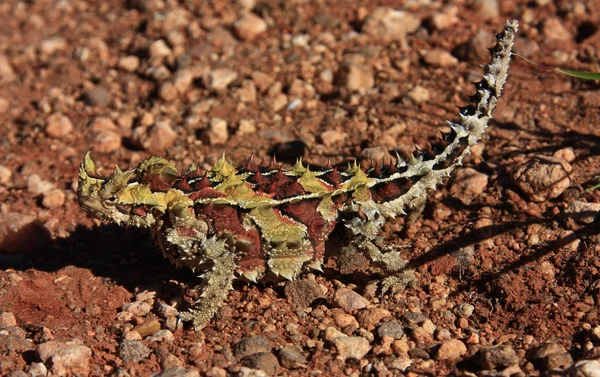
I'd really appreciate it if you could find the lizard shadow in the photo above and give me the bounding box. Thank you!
[1,223,197,301]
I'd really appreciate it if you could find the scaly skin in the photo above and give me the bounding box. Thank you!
[78,20,518,328]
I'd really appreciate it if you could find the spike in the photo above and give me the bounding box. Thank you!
[326,159,332,168]
[242,269,260,284]
[278,268,295,281]
[267,155,278,170]
[307,260,323,272]
[408,153,419,166]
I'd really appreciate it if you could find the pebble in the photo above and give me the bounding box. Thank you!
[332,336,371,361]
[479,344,519,370]
[122,301,152,316]
[0,212,51,253]
[402,312,429,328]
[565,201,600,224]
[0,97,8,113]
[545,351,573,370]
[203,68,238,91]
[36,339,92,376]
[568,359,600,377]
[436,339,467,360]
[336,62,373,92]
[424,49,458,67]
[411,326,434,344]
[241,352,280,376]
[0,54,16,82]
[449,168,489,205]
[357,308,391,328]
[553,147,575,163]
[202,117,229,145]
[157,303,178,318]
[39,36,67,55]
[454,303,475,318]
[92,130,122,153]
[333,288,370,311]
[406,85,430,103]
[161,354,183,369]
[27,363,48,377]
[118,55,140,72]
[152,367,200,377]
[234,336,271,359]
[82,87,111,107]
[361,146,391,162]
[0,312,17,326]
[361,7,420,40]
[277,346,307,369]
[233,13,267,41]
[147,329,175,343]
[322,327,346,342]
[429,7,459,30]
[42,189,66,208]
[284,278,326,308]
[132,319,161,338]
[376,321,405,340]
[237,0,256,11]
[46,113,74,138]
[252,71,274,92]
[529,341,567,360]
[475,0,499,20]
[0,165,12,184]
[132,121,178,152]
[333,312,359,328]
[118,341,151,363]
[511,155,572,202]
[0,326,31,354]
[543,18,572,41]
[165,69,194,100]
[28,174,54,194]
[320,130,347,147]
[149,39,172,58]
[237,119,257,136]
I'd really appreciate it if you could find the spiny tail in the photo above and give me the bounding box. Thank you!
[375,20,518,217]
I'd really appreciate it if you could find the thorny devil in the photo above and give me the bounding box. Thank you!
[78,21,518,328]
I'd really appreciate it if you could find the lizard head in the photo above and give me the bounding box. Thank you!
[77,151,163,227]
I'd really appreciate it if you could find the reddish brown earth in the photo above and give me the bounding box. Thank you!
[0,1,599,376]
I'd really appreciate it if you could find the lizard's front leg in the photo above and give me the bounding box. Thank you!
[178,237,237,329]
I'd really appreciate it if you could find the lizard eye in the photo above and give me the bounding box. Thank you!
[104,195,119,205]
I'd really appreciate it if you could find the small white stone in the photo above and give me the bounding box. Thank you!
[92,130,122,153]
[233,13,267,41]
[406,85,430,103]
[203,68,238,91]
[542,18,572,42]
[46,113,74,138]
[237,119,257,135]
[40,36,67,55]
[361,8,420,39]
[118,56,140,72]
[337,62,373,92]
[332,336,371,361]
[0,165,12,185]
[203,117,229,145]
[42,189,66,209]
[320,130,347,147]
[436,339,467,360]
[149,39,172,58]
[28,174,55,194]
[424,49,458,67]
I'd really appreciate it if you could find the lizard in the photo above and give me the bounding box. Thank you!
[77,20,518,328]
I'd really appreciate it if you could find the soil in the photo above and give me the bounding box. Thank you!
[1,1,599,376]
